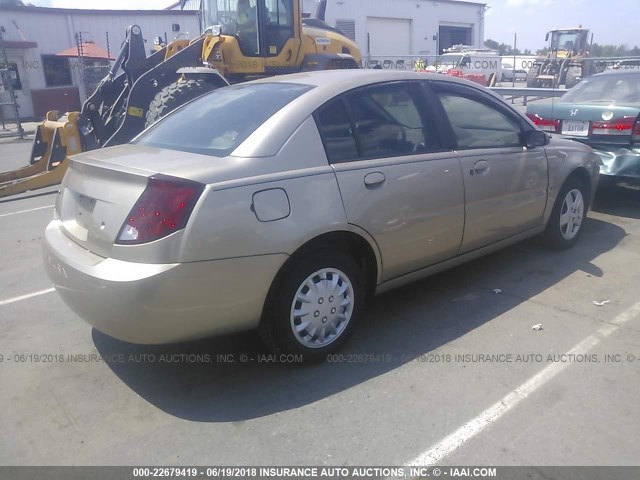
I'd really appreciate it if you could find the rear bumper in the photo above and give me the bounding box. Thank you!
[593,146,640,179]
[43,220,288,344]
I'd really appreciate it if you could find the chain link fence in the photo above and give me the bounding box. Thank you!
[0,29,25,139]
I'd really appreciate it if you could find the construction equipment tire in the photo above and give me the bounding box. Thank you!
[145,79,218,128]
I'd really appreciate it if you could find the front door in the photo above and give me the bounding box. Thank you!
[432,82,549,253]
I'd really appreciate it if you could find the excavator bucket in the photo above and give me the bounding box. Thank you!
[0,111,82,198]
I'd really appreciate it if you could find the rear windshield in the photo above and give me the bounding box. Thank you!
[136,82,313,157]
[559,74,640,106]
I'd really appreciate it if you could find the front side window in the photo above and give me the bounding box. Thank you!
[137,82,312,157]
[236,0,260,55]
[436,90,522,149]
[264,0,294,56]
[346,83,437,159]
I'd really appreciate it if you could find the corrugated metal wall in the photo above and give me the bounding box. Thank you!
[302,0,485,58]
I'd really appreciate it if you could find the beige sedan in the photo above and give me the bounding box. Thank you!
[43,70,600,362]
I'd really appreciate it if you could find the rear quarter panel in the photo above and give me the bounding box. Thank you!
[543,136,600,221]
[179,115,354,263]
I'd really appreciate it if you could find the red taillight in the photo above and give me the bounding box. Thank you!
[526,113,560,133]
[591,116,636,136]
[117,175,204,245]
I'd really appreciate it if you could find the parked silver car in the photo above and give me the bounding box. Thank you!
[501,62,527,82]
[43,70,600,361]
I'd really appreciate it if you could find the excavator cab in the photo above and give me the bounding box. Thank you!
[203,0,298,58]
[201,0,360,78]
[548,28,590,57]
[527,27,593,89]
[202,0,308,77]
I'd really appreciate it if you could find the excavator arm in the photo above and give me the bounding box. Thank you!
[0,25,227,199]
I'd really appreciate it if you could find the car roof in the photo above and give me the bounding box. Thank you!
[247,69,471,91]
[233,69,505,158]
[244,69,504,108]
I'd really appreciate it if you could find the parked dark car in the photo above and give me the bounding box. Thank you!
[527,70,640,183]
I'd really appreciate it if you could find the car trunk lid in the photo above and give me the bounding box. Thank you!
[57,144,221,257]
[527,103,640,145]
[57,156,153,258]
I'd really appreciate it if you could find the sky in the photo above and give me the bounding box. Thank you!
[28,0,640,52]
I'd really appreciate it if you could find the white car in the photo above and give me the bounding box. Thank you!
[501,62,527,82]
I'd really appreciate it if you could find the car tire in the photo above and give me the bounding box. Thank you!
[259,250,365,363]
[145,79,218,128]
[543,176,589,250]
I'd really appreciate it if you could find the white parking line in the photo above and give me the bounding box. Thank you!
[0,288,56,307]
[405,301,640,466]
[0,205,54,218]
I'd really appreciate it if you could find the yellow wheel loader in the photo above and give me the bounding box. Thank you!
[0,0,361,198]
[526,27,605,89]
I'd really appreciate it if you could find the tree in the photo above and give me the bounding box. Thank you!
[484,38,528,56]
[484,39,500,51]
[0,0,27,6]
[589,43,640,57]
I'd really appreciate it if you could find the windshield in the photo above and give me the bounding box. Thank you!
[137,83,313,157]
[550,30,585,51]
[559,75,640,106]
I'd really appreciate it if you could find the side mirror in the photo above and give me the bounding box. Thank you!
[524,129,548,148]
[545,32,549,42]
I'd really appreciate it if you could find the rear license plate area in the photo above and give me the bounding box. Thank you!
[562,120,590,137]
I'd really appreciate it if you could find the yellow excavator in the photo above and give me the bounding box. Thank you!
[0,0,361,198]
[526,27,604,89]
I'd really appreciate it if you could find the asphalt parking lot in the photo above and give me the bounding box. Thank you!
[1,135,639,467]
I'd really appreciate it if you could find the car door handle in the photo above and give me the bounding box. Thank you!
[470,160,490,176]
[364,171,386,187]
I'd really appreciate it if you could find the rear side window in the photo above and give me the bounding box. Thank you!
[315,99,359,163]
[137,83,313,157]
[437,92,522,149]
[315,81,440,163]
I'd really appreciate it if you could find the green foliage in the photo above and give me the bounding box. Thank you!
[589,43,640,57]
[484,38,532,56]
[536,43,640,57]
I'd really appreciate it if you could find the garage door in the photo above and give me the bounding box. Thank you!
[367,17,412,56]
[438,25,472,54]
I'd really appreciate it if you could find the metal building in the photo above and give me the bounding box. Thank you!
[302,0,487,58]
[0,5,198,119]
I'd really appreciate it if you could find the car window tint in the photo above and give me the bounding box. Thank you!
[437,93,522,149]
[345,82,435,159]
[136,83,313,157]
[315,99,359,163]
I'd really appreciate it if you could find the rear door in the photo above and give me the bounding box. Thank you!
[431,81,549,253]
[314,81,465,282]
